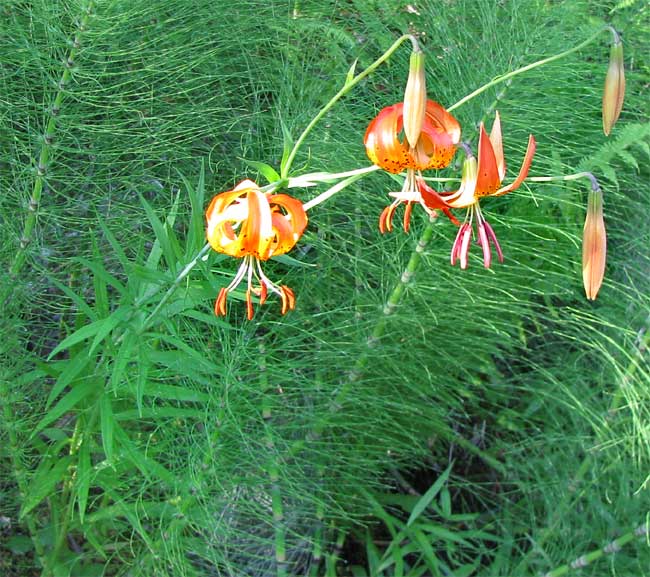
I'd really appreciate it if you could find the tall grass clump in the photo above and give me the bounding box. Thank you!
[1,0,648,576]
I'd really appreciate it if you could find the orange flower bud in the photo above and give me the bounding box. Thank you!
[582,188,606,300]
[402,49,427,150]
[602,34,625,136]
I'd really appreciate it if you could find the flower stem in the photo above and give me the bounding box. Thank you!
[11,1,94,276]
[287,165,380,189]
[448,27,610,112]
[302,171,375,212]
[528,172,600,189]
[138,242,211,334]
[282,34,418,178]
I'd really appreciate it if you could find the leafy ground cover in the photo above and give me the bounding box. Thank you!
[1,0,649,576]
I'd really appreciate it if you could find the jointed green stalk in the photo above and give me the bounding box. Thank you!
[543,524,648,577]
[259,340,288,577]
[11,2,95,276]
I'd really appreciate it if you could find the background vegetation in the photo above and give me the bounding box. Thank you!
[1,0,648,576]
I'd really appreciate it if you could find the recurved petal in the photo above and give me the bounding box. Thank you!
[414,100,461,170]
[240,190,274,258]
[271,194,309,237]
[364,103,410,174]
[475,123,501,196]
[494,134,536,196]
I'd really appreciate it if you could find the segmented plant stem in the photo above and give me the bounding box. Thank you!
[11,1,95,276]
[259,340,288,577]
[543,524,648,577]
[516,314,650,574]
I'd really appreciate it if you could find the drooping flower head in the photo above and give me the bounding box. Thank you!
[432,112,536,269]
[365,99,461,232]
[364,99,461,174]
[602,31,625,136]
[582,186,606,300]
[206,179,308,319]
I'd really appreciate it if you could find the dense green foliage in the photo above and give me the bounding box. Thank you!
[1,0,648,576]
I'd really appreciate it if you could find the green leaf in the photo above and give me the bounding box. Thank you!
[179,163,206,257]
[76,439,91,524]
[100,394,115,462]
[345,58,358,85]
[110,329,137,393]
[115,407,204,421]
[140,193,178,274]
[76,256,126,297]
[32,380,96,437]
[179,308,231,328]
[7,535,34,555]
[407,462,453,527]
[20,456,73,518]
[89,307,131,356]
[48,315,122,360]
[279,117,294,178]
[413,529,441,576]
[97,216,132,275]
[272,253,316,268]
[144,383,210,403]
[45,353,92,409]
[240,158,280,184]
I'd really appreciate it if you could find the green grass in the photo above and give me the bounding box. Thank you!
[1,0,649,576]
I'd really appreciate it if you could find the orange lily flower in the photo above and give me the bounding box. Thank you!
[206,179,308,319]
[433,111,536,269]
[364,99,461,232]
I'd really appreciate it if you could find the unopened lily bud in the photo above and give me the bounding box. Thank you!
[582,187,606,300]
[403,49,426,149]
[602,32,625,136]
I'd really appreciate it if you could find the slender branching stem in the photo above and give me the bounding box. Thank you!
[11,1,95,276]
[448,27,609,112]
[282,34,419,178]
[138,242,211,333]
[302,172,372,212]
[515,314,650,574]
[258,340,287,577]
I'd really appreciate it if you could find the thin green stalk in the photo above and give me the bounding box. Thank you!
[45,403,99,576]
[259,340,288,577]
[448,27,609,112]
[282,34,418,178]
[137,242,211,335]
[515,314,650,574]
[302,171,373,212]
[542,524,648,577]
[11,1,94,276]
